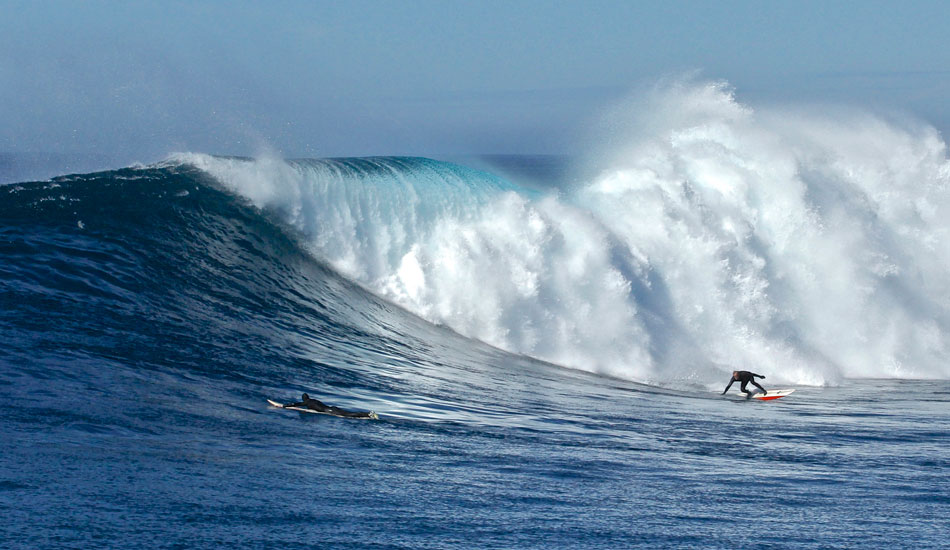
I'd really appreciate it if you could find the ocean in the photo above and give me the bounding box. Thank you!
[2,84,949,548]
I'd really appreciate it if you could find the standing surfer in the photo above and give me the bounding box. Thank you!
[721,371,767,398]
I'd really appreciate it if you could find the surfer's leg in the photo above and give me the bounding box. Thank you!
[332,408,371,418]
[740,381,752,398]
[751,381,767,394]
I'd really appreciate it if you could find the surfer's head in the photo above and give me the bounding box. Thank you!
[302,393,310,400]
[732,371,738,379]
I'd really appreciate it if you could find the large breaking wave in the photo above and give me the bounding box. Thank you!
[177,81,950,386]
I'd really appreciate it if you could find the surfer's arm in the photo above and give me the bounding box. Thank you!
[721,379,734,394]
[752,373,765,379]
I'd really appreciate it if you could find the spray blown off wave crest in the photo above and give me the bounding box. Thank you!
[583,80,950,383]
[180,81,950,385]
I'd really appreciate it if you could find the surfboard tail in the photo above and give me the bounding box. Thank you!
[751,389,795,400]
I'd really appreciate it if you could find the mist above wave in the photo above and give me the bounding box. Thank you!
[179,80,950,386]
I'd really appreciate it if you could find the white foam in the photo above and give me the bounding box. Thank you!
[177,80,950,386]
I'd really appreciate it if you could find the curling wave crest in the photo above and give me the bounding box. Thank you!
[178,81,950,386]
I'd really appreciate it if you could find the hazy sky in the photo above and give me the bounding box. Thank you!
[3,0,950,161]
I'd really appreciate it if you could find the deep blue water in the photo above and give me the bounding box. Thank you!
[1,158,948,549]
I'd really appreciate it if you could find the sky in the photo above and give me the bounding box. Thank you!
[2,0,950,162]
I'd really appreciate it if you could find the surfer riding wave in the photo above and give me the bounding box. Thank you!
[721,371,767,398]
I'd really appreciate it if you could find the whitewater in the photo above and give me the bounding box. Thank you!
[182,81,950,386]
[1,81,948,549]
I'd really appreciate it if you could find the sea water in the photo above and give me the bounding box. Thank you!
[2,82,948,548]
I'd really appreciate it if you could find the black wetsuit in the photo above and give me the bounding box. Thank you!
[283,395,374,418]
[722,371,767,397]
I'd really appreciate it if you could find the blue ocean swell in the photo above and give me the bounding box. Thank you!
[2,167,398,407]
[0,163,554,429]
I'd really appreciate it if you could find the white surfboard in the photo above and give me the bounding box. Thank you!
[267,399,379,419]
[749,389,795,400]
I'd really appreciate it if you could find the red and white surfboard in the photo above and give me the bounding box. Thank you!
[750,389,795,400]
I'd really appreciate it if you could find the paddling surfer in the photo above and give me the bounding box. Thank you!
[721,371,767,398]
[281,393,376,419]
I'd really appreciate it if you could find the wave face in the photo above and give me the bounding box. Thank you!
[4,82,949,388]
[3,166,947,550]
[174,84,950,386]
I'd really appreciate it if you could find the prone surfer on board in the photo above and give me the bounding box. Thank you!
[280,393,376,419]
[721,371,767,399]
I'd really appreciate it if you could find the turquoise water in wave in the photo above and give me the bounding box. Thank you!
[1,157,948,549]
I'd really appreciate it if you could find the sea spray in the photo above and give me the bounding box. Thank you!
[581,80,950,382]
[180,81,950,385]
